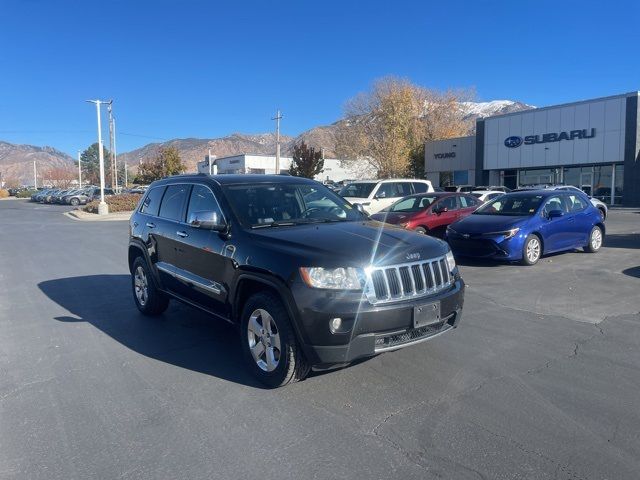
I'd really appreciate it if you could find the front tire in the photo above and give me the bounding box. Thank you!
[521,234,542,266]
[414,226,428,235]
[240,291,309,388]
[584,226,603,253]
[598,208,606,222]
[70,198,79,206]
[131,257,169,316]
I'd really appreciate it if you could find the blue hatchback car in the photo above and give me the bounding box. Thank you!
[447,190,605,265]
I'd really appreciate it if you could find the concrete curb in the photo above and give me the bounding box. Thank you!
[64,209,133,222]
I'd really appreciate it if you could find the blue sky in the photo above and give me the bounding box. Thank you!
[0,0,638,156]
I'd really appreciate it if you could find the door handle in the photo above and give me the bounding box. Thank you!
[176,231,188,238]
[146,222,156,228]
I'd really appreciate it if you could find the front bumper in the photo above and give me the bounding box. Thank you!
[448,232,525,261]
[293,278,465,366]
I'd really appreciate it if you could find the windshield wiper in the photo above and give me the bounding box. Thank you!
[251,221,297,229]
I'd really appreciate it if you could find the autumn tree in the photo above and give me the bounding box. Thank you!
[45,166,76,188]
[289,141,324,179]
[336,77,473,178]
[136,146,185,183]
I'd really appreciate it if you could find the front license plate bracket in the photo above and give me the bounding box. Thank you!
[413,302,441,328]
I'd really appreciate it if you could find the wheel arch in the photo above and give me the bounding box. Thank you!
[529,231,545,254]
[232,273,308,355]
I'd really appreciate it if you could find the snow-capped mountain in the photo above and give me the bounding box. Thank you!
[458,100,535,119]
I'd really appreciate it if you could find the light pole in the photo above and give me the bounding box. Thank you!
[112,115,119,192]
[33,160,37,189]
[77,150,82,188]
[86,99,110,215]
[272,109,282,174]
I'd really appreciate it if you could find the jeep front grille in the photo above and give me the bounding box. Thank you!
[364,255,453,305]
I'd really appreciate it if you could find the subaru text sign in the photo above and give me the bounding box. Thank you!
[504,128,596,148]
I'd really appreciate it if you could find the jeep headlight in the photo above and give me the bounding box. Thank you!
[445,250,456,272]
[300,267,364,290]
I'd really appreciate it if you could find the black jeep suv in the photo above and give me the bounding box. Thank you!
[128,174,465,387]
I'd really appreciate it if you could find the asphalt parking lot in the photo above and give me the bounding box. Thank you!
[1,199,639,480]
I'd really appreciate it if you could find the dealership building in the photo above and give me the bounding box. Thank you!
[425,91,640,206]
[196,154,366,182]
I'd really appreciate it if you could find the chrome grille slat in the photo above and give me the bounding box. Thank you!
[364,255,454,305]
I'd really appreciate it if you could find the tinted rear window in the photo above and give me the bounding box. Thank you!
[158,185,189,221]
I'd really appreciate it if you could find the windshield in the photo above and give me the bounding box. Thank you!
[338,182,376,198]
[224,183,367,228]
[386,195,438,213]
[474,194,544,216]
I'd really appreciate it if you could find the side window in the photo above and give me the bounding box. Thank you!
[441,196,459,211]
[412,182,428,193]
[567,194,588,212]
[397,182,413,196]
[375,183,398,199]
[459,195,478,208]
[186,185,224,222]
[543,195,567,216]
[140,186,165,216]
[158,184,189,222]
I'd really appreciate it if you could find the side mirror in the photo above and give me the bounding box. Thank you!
[547,209,564,219]
[433,206,448,214]
[354,203,369,216]
[188,210,227,231]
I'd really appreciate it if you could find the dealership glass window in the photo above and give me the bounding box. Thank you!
[592,165,613,201]
[453,170,469,185]
[613,164,624,205]
[439,171,453,187]
[502,170,517,190]
[519,168,560,186]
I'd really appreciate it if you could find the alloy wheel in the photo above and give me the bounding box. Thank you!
[526,238,541,263]
[134,266,148,306]
[591,228,602,250]
[247,308,282,372]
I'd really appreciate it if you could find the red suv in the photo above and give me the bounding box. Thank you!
[370,192,481,237]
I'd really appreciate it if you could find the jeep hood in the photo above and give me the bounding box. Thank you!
[248,220,449,267]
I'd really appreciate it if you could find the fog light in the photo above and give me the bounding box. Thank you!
[329,317,342,333]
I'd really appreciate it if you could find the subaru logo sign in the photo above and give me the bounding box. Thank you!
[504,136,523,148]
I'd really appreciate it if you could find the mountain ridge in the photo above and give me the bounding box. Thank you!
[1,99,534,184]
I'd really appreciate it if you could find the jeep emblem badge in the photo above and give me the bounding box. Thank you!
[406,252,421,261]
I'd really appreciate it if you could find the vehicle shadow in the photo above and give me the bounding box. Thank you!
[622,266,640,279]
[38,275,265,389]
[604,234,640,250]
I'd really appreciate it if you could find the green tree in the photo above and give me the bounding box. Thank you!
[289,141,324,179]
[136,146,185,183]
[407,143,425,179]
[80,143,112,186]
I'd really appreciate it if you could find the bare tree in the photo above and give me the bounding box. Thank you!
[45,167,76,188]
[336,77,474,178]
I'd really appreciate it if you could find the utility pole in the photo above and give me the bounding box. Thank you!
[112,116,118,192]
[33,161,37,189]
[77,150,82,188]
[272,109,282,174]
[208,148,212,175]
[86,99,109,215]
[107,101,117,192]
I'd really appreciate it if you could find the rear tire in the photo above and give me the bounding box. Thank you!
[521,234,542,266]
[131,257,169,316]
[240,291,309,388]
[70,198,79,206]
[584,226,603,253]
